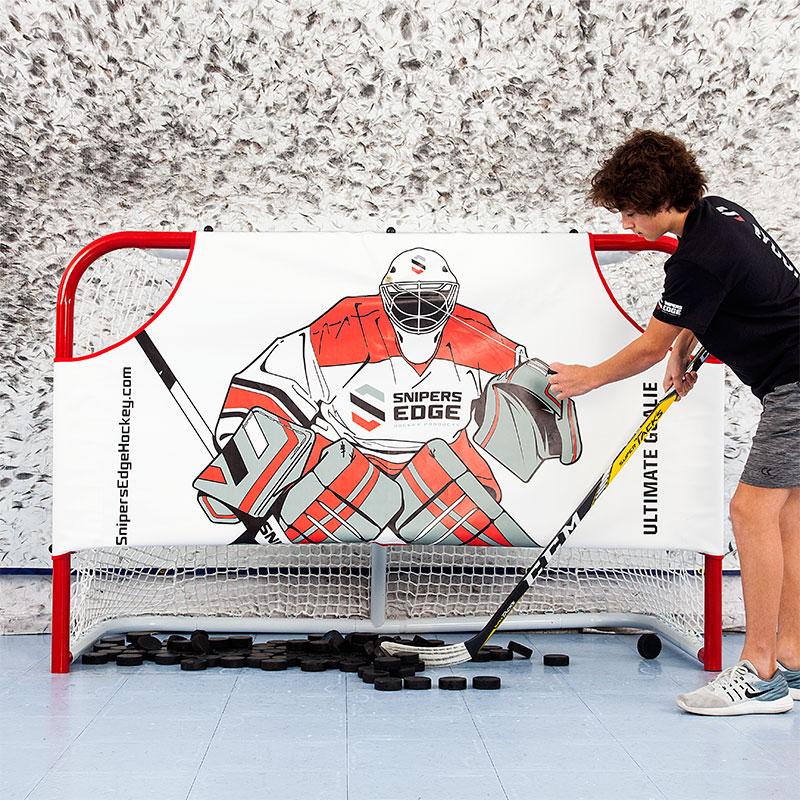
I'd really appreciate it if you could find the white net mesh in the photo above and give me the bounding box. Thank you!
[62,242,709,657]
[68,544,706,655]
[386,546,704,636]
[70,545,373,639]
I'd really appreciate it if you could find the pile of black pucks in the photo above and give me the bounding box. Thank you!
[82,630,533,691]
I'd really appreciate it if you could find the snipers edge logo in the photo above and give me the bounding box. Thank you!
[350,384,385,432]
[658,299,683,317]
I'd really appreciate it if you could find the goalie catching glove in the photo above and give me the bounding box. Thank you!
[472,358,582,481]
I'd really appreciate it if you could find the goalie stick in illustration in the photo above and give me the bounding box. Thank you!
[191,247,583,546]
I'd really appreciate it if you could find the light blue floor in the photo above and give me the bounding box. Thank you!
[1,632,797,800]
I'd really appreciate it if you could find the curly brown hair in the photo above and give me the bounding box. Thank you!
[589,130,707,214]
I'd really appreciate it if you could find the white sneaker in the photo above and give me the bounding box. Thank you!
[677,660,793,716]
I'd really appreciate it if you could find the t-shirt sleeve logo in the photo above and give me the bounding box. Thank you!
[715,205,745,223]
[657,298,683,316]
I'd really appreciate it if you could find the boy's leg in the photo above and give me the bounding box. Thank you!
[732,482,791,679]
[676,484,793,716]
[777,487,800,670]
[676,383,797,716]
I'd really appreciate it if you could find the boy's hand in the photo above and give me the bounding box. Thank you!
[548,363,596,400]
[663,350,697,400]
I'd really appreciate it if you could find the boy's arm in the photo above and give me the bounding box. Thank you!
[549,316,684,400]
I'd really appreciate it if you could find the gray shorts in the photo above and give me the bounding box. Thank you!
[741,382,800,489]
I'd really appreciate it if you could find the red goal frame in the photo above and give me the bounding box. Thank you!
[51,230,723,673]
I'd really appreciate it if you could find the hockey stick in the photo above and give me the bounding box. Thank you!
[380,347,711,666]
[135,329,283,544]
[136,330,217,456]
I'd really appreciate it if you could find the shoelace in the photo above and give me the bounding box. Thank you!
[707,663,752,696]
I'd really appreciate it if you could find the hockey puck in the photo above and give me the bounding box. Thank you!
[126,631,158,644]
[361,669,389,684]
[637,633,662,660]
[261,658,289,671]
[374,676,403,692]
[404,675,431,690]
[508,641,533,659]
[228,635,253,650]
[246,655,267,668]
[153,652,182,666]
[438,676,467,690]
[137,634,163,652]
[96,650,125,660]
[220,655,246,669]
[472,676,502,690]
[300,659,327,672]
[205,654,221,668]
[396,665,417,678]
[339,660,365,673]
[92,649,120,660]
[167,636,193,654]
[543,653,569,667]
[347,632,377,647]
[322,630,346,651]
[190,630,211,655]
[286,640,308,653]
[98,636,126,647]
[181,658,208,671]
[490,648,513,661]
[412,635,445,647]
[82,651,109,665]
[116,653,144,666]
[471,651,492,663]
[373,656,401,672]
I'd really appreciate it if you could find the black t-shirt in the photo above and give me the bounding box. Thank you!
[652,195,799,399]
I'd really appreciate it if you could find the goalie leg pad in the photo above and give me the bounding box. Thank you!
[279,439,402,544]
[394,439,538,547]
[474,358,582,481]
[194,408,315,521]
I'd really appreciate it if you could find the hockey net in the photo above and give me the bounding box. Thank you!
[53,233,722,671]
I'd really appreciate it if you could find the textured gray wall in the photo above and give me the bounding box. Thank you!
[2,0,798,631]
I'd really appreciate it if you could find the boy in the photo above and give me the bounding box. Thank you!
[549,130,799,716]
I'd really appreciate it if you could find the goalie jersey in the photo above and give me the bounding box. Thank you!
[214,295,524,497]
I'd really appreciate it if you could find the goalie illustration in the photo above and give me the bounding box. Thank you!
[192,248,583,546]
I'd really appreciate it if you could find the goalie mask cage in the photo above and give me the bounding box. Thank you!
[51,231,723,673]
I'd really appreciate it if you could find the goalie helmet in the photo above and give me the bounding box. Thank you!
[379,248,459,364]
